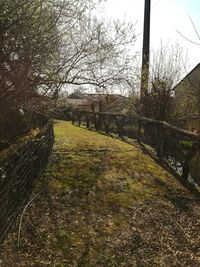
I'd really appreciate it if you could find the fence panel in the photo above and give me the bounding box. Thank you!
[0,119,54,242]
[72,110,200,184]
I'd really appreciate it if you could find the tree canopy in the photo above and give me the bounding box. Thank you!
[0,0,136,111]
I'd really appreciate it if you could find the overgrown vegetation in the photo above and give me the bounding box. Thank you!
[138,44,185,121]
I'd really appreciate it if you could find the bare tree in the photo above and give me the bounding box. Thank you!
[45,18,137,95]
[0,0,137,113]
[139,43,186,120]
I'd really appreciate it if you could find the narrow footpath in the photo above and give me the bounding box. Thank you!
[0,120,200,267]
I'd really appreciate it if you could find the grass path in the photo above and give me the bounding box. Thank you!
[0,120,200,267]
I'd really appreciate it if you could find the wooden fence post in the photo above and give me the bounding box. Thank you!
[156,123,163,160]
[85,113,90,128]
[72,111,75,125]
[94,114,98,131]
[137,119,141,142]
[103,114,109,134]
[182,138,200,180]
[98,113,102,130]
[78,111,81,126]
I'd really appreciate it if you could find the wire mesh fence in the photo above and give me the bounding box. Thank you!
[0,118,54,242]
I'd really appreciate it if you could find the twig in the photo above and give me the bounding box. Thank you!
[188,15,200,41]
[176,29,200,46]
[17,189,46,247]
[52,148,134,154]
[100,254,119,267]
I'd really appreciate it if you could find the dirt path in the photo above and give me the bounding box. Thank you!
[0,120,200,266]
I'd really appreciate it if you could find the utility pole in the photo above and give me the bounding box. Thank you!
[141,0,151,98]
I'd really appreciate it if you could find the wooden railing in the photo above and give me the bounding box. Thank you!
[72,110,200,183]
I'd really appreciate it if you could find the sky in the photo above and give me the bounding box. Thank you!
[97,0,200,75]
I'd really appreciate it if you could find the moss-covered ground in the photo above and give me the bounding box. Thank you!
[1,120,200,266]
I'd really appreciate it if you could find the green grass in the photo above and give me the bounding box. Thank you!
[46,121,188,264]
[49,121,184,208]
[1,120,195,266]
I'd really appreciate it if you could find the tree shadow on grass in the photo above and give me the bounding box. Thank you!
[72,124,200,199]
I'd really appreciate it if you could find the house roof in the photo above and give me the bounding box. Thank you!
[67,92,128,101]
[67,93,87,99]
[174,63,200,90]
